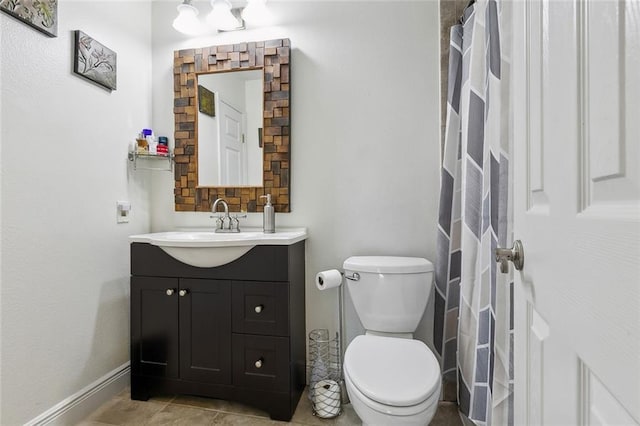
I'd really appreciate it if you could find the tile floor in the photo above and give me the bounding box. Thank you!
[77,387,462,425]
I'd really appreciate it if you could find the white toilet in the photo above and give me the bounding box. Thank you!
[342,256,441,425]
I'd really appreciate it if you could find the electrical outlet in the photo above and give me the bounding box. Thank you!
[117,201,131,223]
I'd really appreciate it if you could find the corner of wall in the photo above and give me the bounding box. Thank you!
[0,13,4,423]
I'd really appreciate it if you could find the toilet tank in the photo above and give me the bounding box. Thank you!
[343,256,434,334]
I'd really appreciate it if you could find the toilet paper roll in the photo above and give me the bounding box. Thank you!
[313,379,341,418]
[315,269,342,291]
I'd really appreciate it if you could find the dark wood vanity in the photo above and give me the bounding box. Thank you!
[129,241,306,421]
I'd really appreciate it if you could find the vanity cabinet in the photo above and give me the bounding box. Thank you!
[130,241,306,421]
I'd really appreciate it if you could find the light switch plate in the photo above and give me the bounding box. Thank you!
[116,201,131,223]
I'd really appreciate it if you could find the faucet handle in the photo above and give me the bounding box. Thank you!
[227,214,244,232]
[210,215,224,230]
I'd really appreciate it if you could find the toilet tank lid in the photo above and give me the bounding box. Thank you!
[343,256,434,274]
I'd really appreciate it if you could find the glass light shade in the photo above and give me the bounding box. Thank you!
[207,0,242,31]
[172,2,204,35]
[241,0,273,26]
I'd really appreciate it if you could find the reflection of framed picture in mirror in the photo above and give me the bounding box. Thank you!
[198,85,215,117]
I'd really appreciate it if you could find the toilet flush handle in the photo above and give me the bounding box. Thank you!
[343,272,360,281]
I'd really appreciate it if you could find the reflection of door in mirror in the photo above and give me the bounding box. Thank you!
[197,69,263,187]
[218,100,243,185]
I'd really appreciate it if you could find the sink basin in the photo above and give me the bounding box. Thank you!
[129,228,307,268]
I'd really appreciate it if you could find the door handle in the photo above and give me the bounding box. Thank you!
[495,240,525,273]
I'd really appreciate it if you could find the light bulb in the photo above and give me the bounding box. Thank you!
[207,0,242,31]
[172,1,205,36]
[241,0,273,26]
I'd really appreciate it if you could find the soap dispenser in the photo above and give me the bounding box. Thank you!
[260,194,275,233]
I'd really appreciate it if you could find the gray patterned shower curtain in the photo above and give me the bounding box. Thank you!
[434,0,513,424]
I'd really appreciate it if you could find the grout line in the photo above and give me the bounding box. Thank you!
[166,398,270,419]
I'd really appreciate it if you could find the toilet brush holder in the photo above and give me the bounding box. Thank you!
[308,329,342,418]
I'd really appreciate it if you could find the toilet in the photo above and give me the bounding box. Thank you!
[342,256,441,425]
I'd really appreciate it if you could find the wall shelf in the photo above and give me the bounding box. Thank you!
[128,151,174,171]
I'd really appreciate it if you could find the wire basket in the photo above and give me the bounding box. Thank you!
[308,329,342,418]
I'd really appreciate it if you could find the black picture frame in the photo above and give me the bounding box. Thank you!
[73,30,117,91]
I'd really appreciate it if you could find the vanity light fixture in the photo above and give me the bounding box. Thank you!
[172,0,206,36]
[241,0,273,26]
[206,0,243,31]
[172,0,273,35]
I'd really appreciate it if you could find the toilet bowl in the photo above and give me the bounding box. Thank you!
[343,335,441,425]
[341,256,442,425]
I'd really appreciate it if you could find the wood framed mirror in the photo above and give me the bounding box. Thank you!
[173,38,290,212]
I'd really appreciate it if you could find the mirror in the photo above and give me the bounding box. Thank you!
[197,69,263,187]
[173,38,291,213]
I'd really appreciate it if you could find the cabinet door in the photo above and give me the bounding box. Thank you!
[131,276,179,379]
[179,279,232,384]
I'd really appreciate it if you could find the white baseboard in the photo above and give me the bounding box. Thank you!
[25,362,130,426]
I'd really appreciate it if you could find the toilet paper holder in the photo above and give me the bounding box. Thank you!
[316,271,359,287]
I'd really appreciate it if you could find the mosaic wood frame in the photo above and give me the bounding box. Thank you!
[173,38,290,213]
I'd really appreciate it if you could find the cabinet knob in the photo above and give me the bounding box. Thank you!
[179,289,189,297]
[254,304,264,314]
[166,289,175,296]
[255,358,263,369]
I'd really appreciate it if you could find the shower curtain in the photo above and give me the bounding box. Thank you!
[434,0,513,424]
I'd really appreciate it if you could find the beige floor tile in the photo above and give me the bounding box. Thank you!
[294,396,460,426]
[290,394,359,426]
[75,421,114,426]
[115,386,131,400]
[117,386,175,404]
[431,402,462,426]
[85,398,169,425]
[79,386,461,426]
[171,395,269,418]
[211,412,289,425]
[147,404,218,425]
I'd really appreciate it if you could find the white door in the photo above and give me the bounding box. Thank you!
[511,0,640,424]
[218,100,244,185]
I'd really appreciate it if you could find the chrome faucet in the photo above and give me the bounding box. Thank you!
[211,198,245,233]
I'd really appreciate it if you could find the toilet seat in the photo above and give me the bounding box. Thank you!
[343,335,441,409]
[344,364,441,417]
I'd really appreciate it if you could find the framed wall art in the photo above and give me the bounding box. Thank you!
[0,0,58,37]
[73,30,117,91]
[198,85,215,117]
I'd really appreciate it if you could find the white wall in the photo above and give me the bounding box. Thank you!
[151,2,441,347]
[245,78,263,185]
[0,1,152,423]
[0,14,4,416]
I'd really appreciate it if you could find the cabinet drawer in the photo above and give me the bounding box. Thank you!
[232,281,289,336]
[232,334,289,392]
